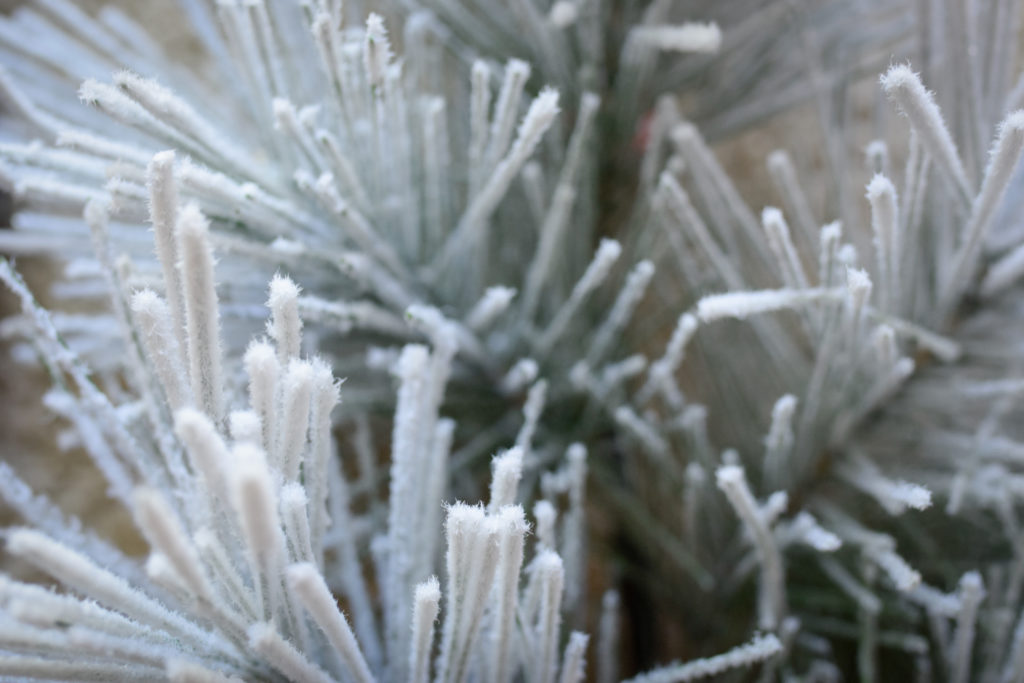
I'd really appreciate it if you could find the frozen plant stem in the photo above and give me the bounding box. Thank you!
[716,465,785,630]
[177,204,224,422]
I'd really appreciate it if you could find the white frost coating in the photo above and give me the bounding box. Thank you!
[1,576,138,638]
[307,359,339,565]
[381,335,455,678]
[767,149,818,244]
[819,221,843,287]
[908,584,961,618]
[944,110,1024,310]
[760,491,789,528]
[500,358,539,394]
[516,380,548,451]
[276,360,314,480]
[167,660,243,683]
[146,151,187,355]
[177,203,223,421]
[485,60,533,175]
[131,289,191,410]
[716,465,785,630]
[789,512,841,552]
[489,447,525,512]
[267,274,303,362]
[467,59,492,184]
[489,85,560,197]
[434,504,501,683]
[247,622,334,683]
[174,408,230,500]
[384,344,431,671]
[229,410,262,445]
[78,79,187,151]
[0,67,62,133]
[466,286,516,331]
[587,259,655,365]
[6,529,220,650]
[872,324,897,368]
[762,208,809,290]
[0,4,1016,682]
[838,458,932,515]
[615,406,670,461]
[532,551,565,683]
[624,634,782,683]
[872,546,921,592]
[763,394,796,491]
[601,354,647,390]
[534,500,558,551]
[558,631,590,683]
[280,484,315,564]
[631,23,722,53]
[231,444,283,559]
[287,563,374,683]
[765,395,797,455]
[638,312,698,406]
[537,239,622,353]
[133,487,210,598]
[489,506,529,683]
[244,341,279,453]
[865,139,890,176]
[661,313,700,370]
[409,577,440,683]
[844,267,873,335]
[697,288,834,322]
[549,2,578,28]
[880,65,972,204]
[865,175,899,313]
[438,86,559,271]
[561,444,588,611]
[981,240,1024,297]
[114,71,251,177]
[363,14,393,90]
[950,572,985,683]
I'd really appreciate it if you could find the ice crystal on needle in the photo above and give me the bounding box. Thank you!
[1,0,1024,681]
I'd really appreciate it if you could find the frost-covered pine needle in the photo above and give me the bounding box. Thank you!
[2,1,1024,681]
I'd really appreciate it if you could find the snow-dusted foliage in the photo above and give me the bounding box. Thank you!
[1,0,1024,681]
